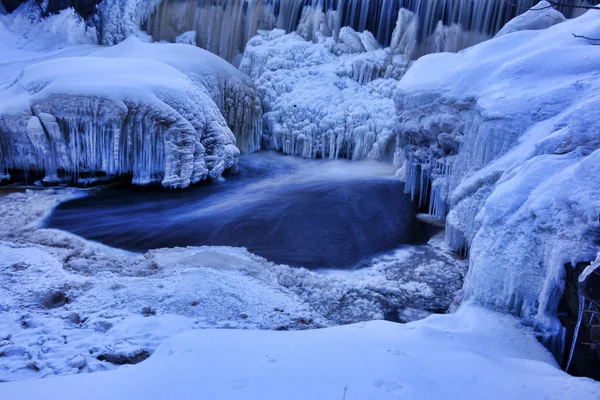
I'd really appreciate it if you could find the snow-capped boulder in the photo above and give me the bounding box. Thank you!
[0,11,262,187]
[0,54,237,188]
[394,9,600,343]
[495,1,566,38]
[239,27,410,160]
[91,38,262,154]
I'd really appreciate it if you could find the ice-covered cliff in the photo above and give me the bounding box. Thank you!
[239,26,409,160]
[394,6,600,346]
[0,7,261,187]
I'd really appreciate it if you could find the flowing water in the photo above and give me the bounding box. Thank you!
[144,0,595,63]
[46,152,434,269]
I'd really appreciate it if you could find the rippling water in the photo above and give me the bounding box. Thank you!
[47,152,432,268]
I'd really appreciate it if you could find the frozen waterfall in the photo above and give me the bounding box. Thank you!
[137,0,596,63]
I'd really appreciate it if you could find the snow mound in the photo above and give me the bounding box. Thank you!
[0,47,236,188]
[240,27,410,160]
[0,15,262,187]
[1,306,599,399]
[394,7,600,344]
[496,1,566,38]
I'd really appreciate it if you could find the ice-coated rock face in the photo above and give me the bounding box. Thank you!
[91,38,263,154]
[0,9,262,187]
[0,54,236,188]
[239,27,410,160]
[394,7,600,342]
[0,33,266,188]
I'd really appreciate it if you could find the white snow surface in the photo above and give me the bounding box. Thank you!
[239,27,410,160]
[394,7,600,339]
[495,1,566,38]
[0,8,261,188]
[1,305,599,399]
[0,187,466,381]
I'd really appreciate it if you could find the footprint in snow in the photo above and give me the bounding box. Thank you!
[232,379,249,389]
[386,348,409,357]
[373,380,404,394]
[266,355,277,363]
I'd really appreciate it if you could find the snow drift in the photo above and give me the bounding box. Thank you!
[394,6,600,347]
[2,306,599,399]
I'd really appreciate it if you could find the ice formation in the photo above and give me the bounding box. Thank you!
[134,0,595,63]
[0,8,262,187]
[239,27,409,160]
[394,6,600,346]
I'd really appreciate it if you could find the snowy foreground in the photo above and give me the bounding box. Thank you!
[0,186,466,382]
[2,307,598,399]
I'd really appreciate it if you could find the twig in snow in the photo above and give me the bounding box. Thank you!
[573,33,600,43]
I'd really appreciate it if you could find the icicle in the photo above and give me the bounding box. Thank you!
[134,0,591,63]
[565,294,586,373]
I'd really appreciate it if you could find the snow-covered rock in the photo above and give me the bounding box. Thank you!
[496,1,566,38]
[239,28,410,160]
[0,9,261,188]
[394,7,600,344]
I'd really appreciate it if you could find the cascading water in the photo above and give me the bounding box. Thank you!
[143,0,596,64]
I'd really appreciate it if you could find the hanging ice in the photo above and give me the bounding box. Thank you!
[239,25,410,161]
[393,5,600,345]
[0,36,262,187]
[97,0,595,64]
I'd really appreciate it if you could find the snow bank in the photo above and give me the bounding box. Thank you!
[1,305,598,399]
[0,10,262,188]
[0,188,465,381]
[394,6,600,341]
[496,1,566,38]
[239,27,410,160]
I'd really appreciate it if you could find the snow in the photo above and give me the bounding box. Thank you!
[495,1,566,37]
[1,305,598,399]
[394,5,600,342]
[239,27,410,160]
[0,187,466,381]
[0,6,262,187]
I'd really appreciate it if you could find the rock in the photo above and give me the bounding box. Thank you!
[68,355,86,369]
[558,262,600,380]
[67,312,81,324]
[1,0,23,13]
[97,350,150,365]
[141,306,156,316]
[40,290,68,309]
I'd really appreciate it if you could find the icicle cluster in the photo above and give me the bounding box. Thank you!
[393,5,600,349]
[239,26,410,161]
[0,42,253,188]
[102,0,596,64]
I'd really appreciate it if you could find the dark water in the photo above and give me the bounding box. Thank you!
[46,152,432,269]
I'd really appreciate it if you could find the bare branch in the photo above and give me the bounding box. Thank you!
[573,33,600,44]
